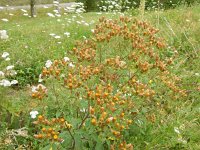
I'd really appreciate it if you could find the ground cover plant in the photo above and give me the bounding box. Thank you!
[0,1,200,150]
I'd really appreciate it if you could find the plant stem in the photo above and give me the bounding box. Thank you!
[66,127,75,150]
[140,0,146,20]
[157,0,160,27]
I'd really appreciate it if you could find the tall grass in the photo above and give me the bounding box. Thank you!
[0,4,200,150]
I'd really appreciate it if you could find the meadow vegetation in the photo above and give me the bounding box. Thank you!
[0,0,75,6]
[0,1,200,150]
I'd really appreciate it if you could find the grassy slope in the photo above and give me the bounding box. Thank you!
[0,5,200,150]
[0,0,75,6]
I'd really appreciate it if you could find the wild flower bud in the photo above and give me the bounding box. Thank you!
[91,118,97,126]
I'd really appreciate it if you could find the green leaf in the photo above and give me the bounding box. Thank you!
[41,145,52,150]
[51,143,58,150]
[70,118,82,128]
[89,141,94,149]
[80,99,88,108]
[56,111,62,118]
[74,133,83,150]
[95,140,104,150]
[141,107,148,114]
[59,131,72,148]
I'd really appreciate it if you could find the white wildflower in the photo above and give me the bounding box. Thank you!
[23,13,29,16]
[84,23,89,26]
[0,71,4,77]
[45,60,52,68]
[2,52,9,58]
[177,137,187,144]
[53,1,59,4]
[47,13,55,17]
[21,9,27,13]
[91,29,95,33]
[107,117,114,121]
[49,33,56,36]
[60,74,65,78]
[119,61,126,68]
[0,79,11,87]
[1,18,9,22]
[11,80,18,85]
[76,8,85,13]
[54,35,61,39]
[96,12,102,15]
[80,108,86,112]
[179,124,185,130]
[76,21,81,24]
[1,34,9,39]
[55,14,61,17]
[53,9,59,14]
[31,86,37,92]
[5,57,10,61]
[38,74,43,83]
[30,110,39,119]
[64,57,70,62]
[9,70,17,76]
[64,32,70,37]
[32,84,47,93]
[0,30,9,40]
[69,62,75,68]
[174,127,180,134]
[6,65,14,70]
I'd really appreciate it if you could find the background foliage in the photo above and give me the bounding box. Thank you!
[77,0,200,11]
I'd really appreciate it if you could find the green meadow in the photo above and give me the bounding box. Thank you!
[0,3,199,150]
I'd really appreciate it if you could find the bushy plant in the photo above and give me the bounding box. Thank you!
[0,52,18,87]
[144,0,199,9]
[76,0,98,11]
[98,0,200,12]
[12,63,42,87]
[64,2,86,13]
[29,16,187,149]
[98,0,137,12]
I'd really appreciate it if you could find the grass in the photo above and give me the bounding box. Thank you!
[0,5,200,150]
[0,0,75,6]
[0,8,109,85]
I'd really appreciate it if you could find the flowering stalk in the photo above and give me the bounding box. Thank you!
[139,0,146,20]
[30,16,187,149]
